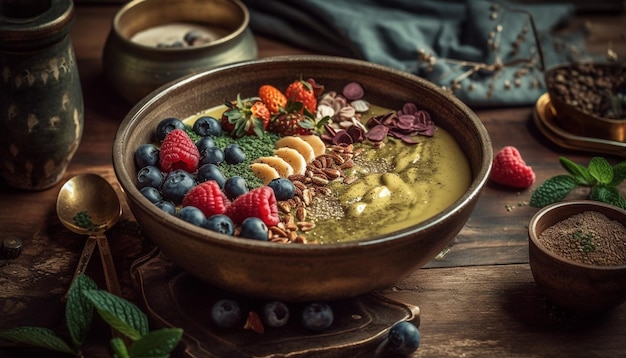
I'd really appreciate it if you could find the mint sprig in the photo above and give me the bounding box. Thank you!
[530,156,626,209]
[0,275,183,357]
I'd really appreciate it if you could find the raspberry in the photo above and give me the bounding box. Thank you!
[159,129,200,173]
[490,146,535,189]
[182,180,230,218]
[225,186,280,227]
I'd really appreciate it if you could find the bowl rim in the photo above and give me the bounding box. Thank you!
[111,0,250,52]
[528,199,626,270]
[113,55,492,253]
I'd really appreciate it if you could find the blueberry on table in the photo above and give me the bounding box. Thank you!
[388,321,420,355]
[140,186,163,203]
[134,143,159,168]
[137,165,164,189]
[267,178,295,201]
[177,206,206,227]
[197,163,226,188]
[224,143,246,164]
[239,217,269,241]
[262,301,290,328]
[211,299,242,328]
[196,136,216,154]
[301,302,334,331]
[200,146,225,166]
[224,176,248,200]
[193,116,222,137]
[161,169,196,204]
[203,214,235,235]
[156,117,186,142]
[155,200,176,215]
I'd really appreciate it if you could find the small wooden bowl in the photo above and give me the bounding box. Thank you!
[545,62,626,142]
[528,200,626,313]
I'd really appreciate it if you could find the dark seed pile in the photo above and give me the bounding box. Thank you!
[547,63,626,119]
[538,210,626,266]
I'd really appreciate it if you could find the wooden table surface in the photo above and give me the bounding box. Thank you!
[1,4,626,358]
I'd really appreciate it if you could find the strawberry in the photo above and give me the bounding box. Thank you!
[225,186,280,227]
[285,79,317,113]
[221,94,271,138]
[490,146,535,189]
[258,84,287,115]
[159,129,200,173]
[267,101,326,136]
[182,180,230,218]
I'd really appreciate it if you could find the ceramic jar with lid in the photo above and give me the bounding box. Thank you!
[0,0,84,190]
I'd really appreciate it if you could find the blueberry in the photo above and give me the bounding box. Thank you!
[140,186,163,203]
[200,146,225,166]
[161,169,196,204]
[156,117,185,142]
[193,116,221,137]
[184,30,205,46]
[177,206,206,226]
[196,136,216,155]
[267,178,296,201]
[155,200,176,215]
[262,301,290,328]
[239,217,268,241]
[224,176,248,200]
[137,165,164,189]
[223,143,246,164]
[301,302,333,331]
[211,299,242,328]
[197,163,226,188]
[388,321,420,355]
[134,143,160,168]
[203,214,235,235]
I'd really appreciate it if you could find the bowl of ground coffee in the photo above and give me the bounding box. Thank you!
[528,200,626,313]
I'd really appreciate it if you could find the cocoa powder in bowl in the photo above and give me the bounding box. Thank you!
[538,210,626,266]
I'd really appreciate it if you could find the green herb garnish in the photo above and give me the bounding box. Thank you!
[530,157,626,209]
[0,275,182,357]
[572,230,596,253]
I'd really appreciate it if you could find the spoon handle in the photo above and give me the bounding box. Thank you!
[65,237,98,298]
[95,235,122,297]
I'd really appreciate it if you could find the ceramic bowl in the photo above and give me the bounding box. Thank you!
[545,62,626,142]
[528,200,626,313]
[102,0,257,104]
[112,55,492,301]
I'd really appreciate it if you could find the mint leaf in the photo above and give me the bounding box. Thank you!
[529,175,577,208]
[588,157,613,185]
[111,337,130,358]
[82,289,149,341]
[0,327,75,354]
[67,274,98,349]
[590,186,626,210]
[610,161,626,186]
[128,328,183,358]
[559,157,594,185]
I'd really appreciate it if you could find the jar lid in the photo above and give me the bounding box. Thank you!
[0,0,74,50]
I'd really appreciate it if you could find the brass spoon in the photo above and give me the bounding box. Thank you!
[56,174,122,297]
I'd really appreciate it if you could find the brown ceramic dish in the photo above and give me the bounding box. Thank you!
[528,200,626,313]
[102,0,257,104]
[113,55,492,302]
[545,62,626,142]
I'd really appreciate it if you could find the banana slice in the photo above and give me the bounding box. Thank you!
[299,135,326,157]
[274,147,307,175]
[255,156,294,178]
[250,162,280,185]
[275,136,315,163]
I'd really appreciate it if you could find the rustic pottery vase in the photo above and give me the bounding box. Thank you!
[0,0,84,190]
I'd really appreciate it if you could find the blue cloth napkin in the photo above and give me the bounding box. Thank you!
[242,0,586,107]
